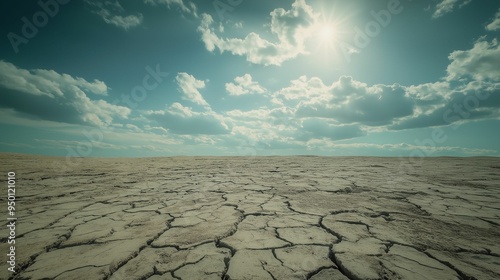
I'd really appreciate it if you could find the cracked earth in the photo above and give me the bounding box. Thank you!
[1,154,499,279]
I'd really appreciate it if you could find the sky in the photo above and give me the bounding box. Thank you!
[0,0,499,157]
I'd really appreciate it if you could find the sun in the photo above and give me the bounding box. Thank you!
[310,18,346,65]
[318,24,335,42]
[313,20,341,49]
[310,5,353,64]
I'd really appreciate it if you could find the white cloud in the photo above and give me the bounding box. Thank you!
[432,0,472,18]
[273,75,330,106]
[0,61,130,127]
[144,0,198,17]
[390,80,500,130]
[270,74,499,133]
[275,76,415,126]
[486,9,500,31]
[382,39,500,130]
[224,75,419,142]
[146,103,230,135]
[87,0,143,30]
[175,72,210,108]
[226,108,270,120]
[405,82,449,115]
[446,38,500,81]
[154,33,500,152]
[97,12,143,30]
[125,123,143,133]
[224,107,301,147]
[0,60,108,97]
[197,0,318,66]
[144,125,169,134]
[225,74,266,96]
[221,38,500,142]
[234,21,243,29]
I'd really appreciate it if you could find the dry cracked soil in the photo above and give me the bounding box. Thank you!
[0,153,499,280]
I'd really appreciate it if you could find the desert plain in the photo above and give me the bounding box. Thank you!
[0,153,499,280]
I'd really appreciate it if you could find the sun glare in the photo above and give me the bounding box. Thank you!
[309,18,346,66]
[313,21,340,57]
[310,6,351,64]
[319,24,335,42]
[314,19,342,48]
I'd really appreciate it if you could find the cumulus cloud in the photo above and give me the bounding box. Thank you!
[197,0,318,66]
[486,9,500,31]
[0,61,130,127]
[384,39,500,130]
[277,76,415,126]
[87,0,143,30]
[446,38,500,81]
[226,108,271,121]
[225,74,266,96]
[0,61,108,98]
[224,107,300,150]
[432,0,472,18]
[277,75,498,132]
[144,0,198,17]
[273,76,330,106]
[390,80,500,130]
[166,15,500,151]
[146,102,230,135]
[175,72,210,108]
[266,56,499,134]
[222,44,499,142]
[226,75,414,142]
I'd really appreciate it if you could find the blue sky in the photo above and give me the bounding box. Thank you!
[0,0,499,157]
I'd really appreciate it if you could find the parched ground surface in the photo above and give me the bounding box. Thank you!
[0,153,499,280]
